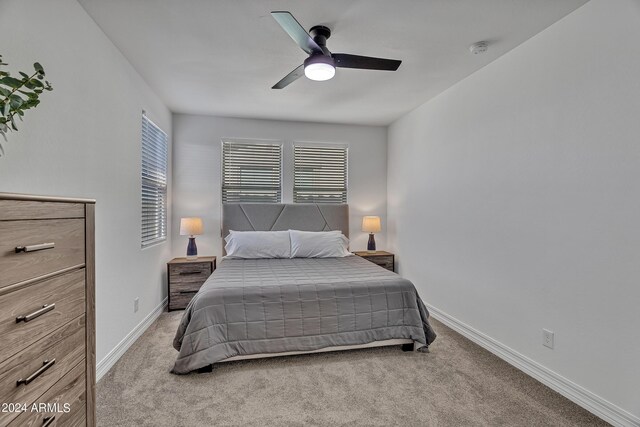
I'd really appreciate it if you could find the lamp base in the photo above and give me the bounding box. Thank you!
[186,236,198,260]
[367,233,376,252]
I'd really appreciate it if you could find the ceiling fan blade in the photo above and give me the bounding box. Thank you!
[332,54,401,71]
[272,64,305,89]
[271,11,323,55]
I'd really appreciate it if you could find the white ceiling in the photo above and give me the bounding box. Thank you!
[78,0,588,126]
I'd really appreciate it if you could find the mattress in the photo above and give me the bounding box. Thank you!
[172,256,437,374]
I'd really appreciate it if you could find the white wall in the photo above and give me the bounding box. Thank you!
[388,0,640,422]
[172,114,386,257]
[0,0,172,365]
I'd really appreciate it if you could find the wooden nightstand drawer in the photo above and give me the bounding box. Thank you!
[169,262,212,284]
[0,219,85,290]
[168,257,216,311]
[353,251,395,272]
[170,279,205,293]
[0,269,85,362]
[368,256,394,270]
[169,279,204,308]
[169,289,200,311]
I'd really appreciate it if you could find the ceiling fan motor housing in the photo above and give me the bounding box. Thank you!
[309,25,331,46]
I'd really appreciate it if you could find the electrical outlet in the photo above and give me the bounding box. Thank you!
[543,329,554,349]
[134,297,139,313]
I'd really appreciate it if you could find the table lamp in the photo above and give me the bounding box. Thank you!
[180,217,203,260]
[362,216,381,252]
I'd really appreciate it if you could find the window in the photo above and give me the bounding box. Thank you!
[222,141,282,203]
[294,144,348,204]
[141,114,168,247]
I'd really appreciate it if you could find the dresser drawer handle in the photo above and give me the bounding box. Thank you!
[17,359,56,386]
[42,416,55,427]
[179,290,198,294]
[179,271,202,276]
[15,242,55,253]
[16,303,56,323]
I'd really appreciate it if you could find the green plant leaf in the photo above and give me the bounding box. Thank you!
[9,94,25,108]
[33,62,44,74]
[18,90,39,99]
[0,76,23,88]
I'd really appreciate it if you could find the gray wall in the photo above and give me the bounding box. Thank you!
[172,114,387,257]
[0,0,172,366]
[387,0,640,420]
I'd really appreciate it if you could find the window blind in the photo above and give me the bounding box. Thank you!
[294,145,348,204]
[222,141,282,203]
[141,114,168,247]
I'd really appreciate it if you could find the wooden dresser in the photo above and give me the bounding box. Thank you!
[0,193,96,427]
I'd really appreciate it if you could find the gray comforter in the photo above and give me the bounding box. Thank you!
[172,256,436,374]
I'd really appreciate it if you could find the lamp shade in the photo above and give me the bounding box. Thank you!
[362,216,381,233]
[180,217,203,236]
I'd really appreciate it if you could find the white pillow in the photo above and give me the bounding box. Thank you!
[289,230,352,258]
[224,230,291,259]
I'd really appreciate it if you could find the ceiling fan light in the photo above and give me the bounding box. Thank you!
[304,63,335,81]
[304,56,336,81]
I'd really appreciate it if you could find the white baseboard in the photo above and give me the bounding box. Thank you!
[96,297,167,381]
[426,304,640,427]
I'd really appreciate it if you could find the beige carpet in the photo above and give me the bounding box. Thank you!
[97,312,608,426]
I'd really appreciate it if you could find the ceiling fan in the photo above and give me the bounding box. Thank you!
[270,11,402,89]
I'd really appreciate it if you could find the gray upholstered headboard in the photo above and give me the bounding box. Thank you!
[222,204,349,242]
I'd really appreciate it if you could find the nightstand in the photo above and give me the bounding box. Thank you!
[353,251,395,272]
[167,256,216,311]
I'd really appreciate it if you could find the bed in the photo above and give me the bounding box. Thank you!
[172,204,436,374]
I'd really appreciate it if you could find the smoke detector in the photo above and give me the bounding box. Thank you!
[469,41,488,55]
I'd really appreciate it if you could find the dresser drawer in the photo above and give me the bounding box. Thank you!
[0,269,85,361]
[0,219,85,290]
[0,199,85,221]
[169,262,212,284]
[0,316,85,426]
[7,362,86,427]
